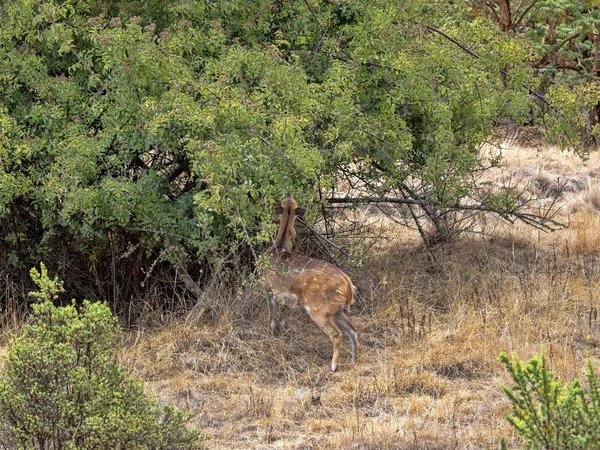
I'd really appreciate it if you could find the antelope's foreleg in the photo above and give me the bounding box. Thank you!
[269,297,285,334]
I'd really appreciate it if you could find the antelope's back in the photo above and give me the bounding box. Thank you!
[268,252,355,307]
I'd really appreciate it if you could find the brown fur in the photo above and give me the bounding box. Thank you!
[265,195,358,372]
[273,195,298,252]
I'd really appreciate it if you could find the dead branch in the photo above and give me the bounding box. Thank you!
[326,196,566,231]
[296,217,350,258]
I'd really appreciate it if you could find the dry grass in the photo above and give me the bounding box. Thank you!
[4,138,600,448]
[118,141,600,449]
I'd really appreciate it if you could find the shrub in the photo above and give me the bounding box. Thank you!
[500,352,600,449]
[1,0,586,303]
[0,264,206,449]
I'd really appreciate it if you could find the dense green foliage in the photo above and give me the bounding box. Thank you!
[0,264,205,449]
[500,353,600,449]
[467,0,600,144]
[0,0,594,303]
[468,0,600,86]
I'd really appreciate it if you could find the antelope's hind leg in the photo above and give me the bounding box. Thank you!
[333,311,359,364]
[309,311,343,372]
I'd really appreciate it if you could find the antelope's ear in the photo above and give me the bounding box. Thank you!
[295,207,307,217]
[274,206,284,215]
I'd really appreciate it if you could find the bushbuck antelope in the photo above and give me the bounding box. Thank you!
[264,194,358,372]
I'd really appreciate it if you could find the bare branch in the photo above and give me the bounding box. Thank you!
[296,217,350,258]
[328,196,424,206]
[515,0,539,28]
[326,196,566,231]
[252,0,278,22]
[553,31,583,55]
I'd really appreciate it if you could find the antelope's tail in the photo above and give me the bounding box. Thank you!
[344,274,356,306]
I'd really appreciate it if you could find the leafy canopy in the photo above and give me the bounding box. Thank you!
[0,0,587,288]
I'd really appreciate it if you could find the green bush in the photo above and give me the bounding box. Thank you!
[0,264,206,449]
[0,0,586,289]
[500,352,600,449]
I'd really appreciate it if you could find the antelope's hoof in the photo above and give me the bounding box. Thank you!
[270,320,285,336]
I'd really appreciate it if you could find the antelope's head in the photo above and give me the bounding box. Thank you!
[274,193,306,252]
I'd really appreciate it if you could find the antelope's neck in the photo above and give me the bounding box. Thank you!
[274,209,296,252]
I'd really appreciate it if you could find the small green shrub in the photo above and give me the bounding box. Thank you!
[0,264,206,449]
[500,352,600,449]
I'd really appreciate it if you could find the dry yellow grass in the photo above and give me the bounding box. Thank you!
[116,142,600,449]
